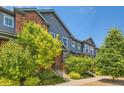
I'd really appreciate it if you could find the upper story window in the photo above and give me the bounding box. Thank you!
[77,43,81,50]
[3,14,14,28]
[85,44,89,50]
[50,32,56,38]
[84,44,89,53]
[72,41,76,48]
[91,50,92,54]
[62,36,68,47]
[90,47,94,54]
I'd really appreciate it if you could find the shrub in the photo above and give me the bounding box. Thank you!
[0,40,35,81]
[95,71,102,76]
[37,70,56,80]
[36,70,65,85]
[68,72,81,79]
[24,77,40,86]
[94,68,102,76]
[17,22,62,69]
[0,78,20,86]
[65,55,95,75]
[40,76,65,85]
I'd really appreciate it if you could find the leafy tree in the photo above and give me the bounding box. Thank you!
[96,28,124,80]
[17,22,62,69]
[104,28,124,56]
[65,55,95,75]
[0,40,35,82]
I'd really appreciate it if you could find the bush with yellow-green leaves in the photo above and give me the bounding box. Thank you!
[0,78,20,86]
[0,40,34,84]
[0,22,64,85]
[65,55,95,76]
[68,72,81,79]
[24,77,40,86]
[17,22,62,69]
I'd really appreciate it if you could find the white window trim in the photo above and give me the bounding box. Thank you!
[90,47,94,54]
[3,14,14,28]
[72,41,76,48]
[50,32,56,38]
[77,43,81,50]
[84,44,89,53]
[62,36,68,47]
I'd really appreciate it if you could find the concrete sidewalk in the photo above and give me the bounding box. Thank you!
[56,76,110,86]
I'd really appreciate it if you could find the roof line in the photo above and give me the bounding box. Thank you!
[39,9,73,36]
[81,37,96,47]
[0,7,97,47]
[15,8,50,26]
[39,9,85,43]
[0,6,15,16]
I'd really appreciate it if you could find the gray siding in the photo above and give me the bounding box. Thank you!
[82,43,96,57]
[40,11,97,57]
[41,12,82,53]
[70,39,82,53]
[0,11,15,34]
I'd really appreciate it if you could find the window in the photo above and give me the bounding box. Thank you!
[72,41,75,48]
[4,14,14,28]
[86,45,88,51]
[90,47,94,54]
[50,32,56,38]
[91,50,92,54]
[84,44,89,53]
[86,49,88,52]
[77,43,81,50]
[62,37,68,47]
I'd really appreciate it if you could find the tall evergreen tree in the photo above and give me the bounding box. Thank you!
[96,28,124,80]
[104,28,124,56]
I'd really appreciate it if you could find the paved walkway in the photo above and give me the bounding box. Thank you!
[56,76,111,86]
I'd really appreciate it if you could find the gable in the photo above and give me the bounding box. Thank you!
[39,11,72,36]
[15,8,49,26]
[25,11,47,25]
[40,12,71,38]
[15,10,48,33]
[85,38,96,46]
[52,12,72,35]
[0,7,15,16]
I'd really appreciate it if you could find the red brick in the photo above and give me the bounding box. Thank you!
[15,11,47,33]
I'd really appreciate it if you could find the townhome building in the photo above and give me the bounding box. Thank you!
[38,9,97,56]
[38,9,98,70]
[0,7,49,42]
[0,7,98,70]
[0,7,16,44]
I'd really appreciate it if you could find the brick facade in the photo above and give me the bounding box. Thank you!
[15,11,47,33]
[54,52,64,71]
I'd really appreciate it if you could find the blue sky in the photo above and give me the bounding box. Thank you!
[5,6,124,47]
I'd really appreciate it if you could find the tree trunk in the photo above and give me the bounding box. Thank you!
[112,76,115,81]
[20,77,25,86]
